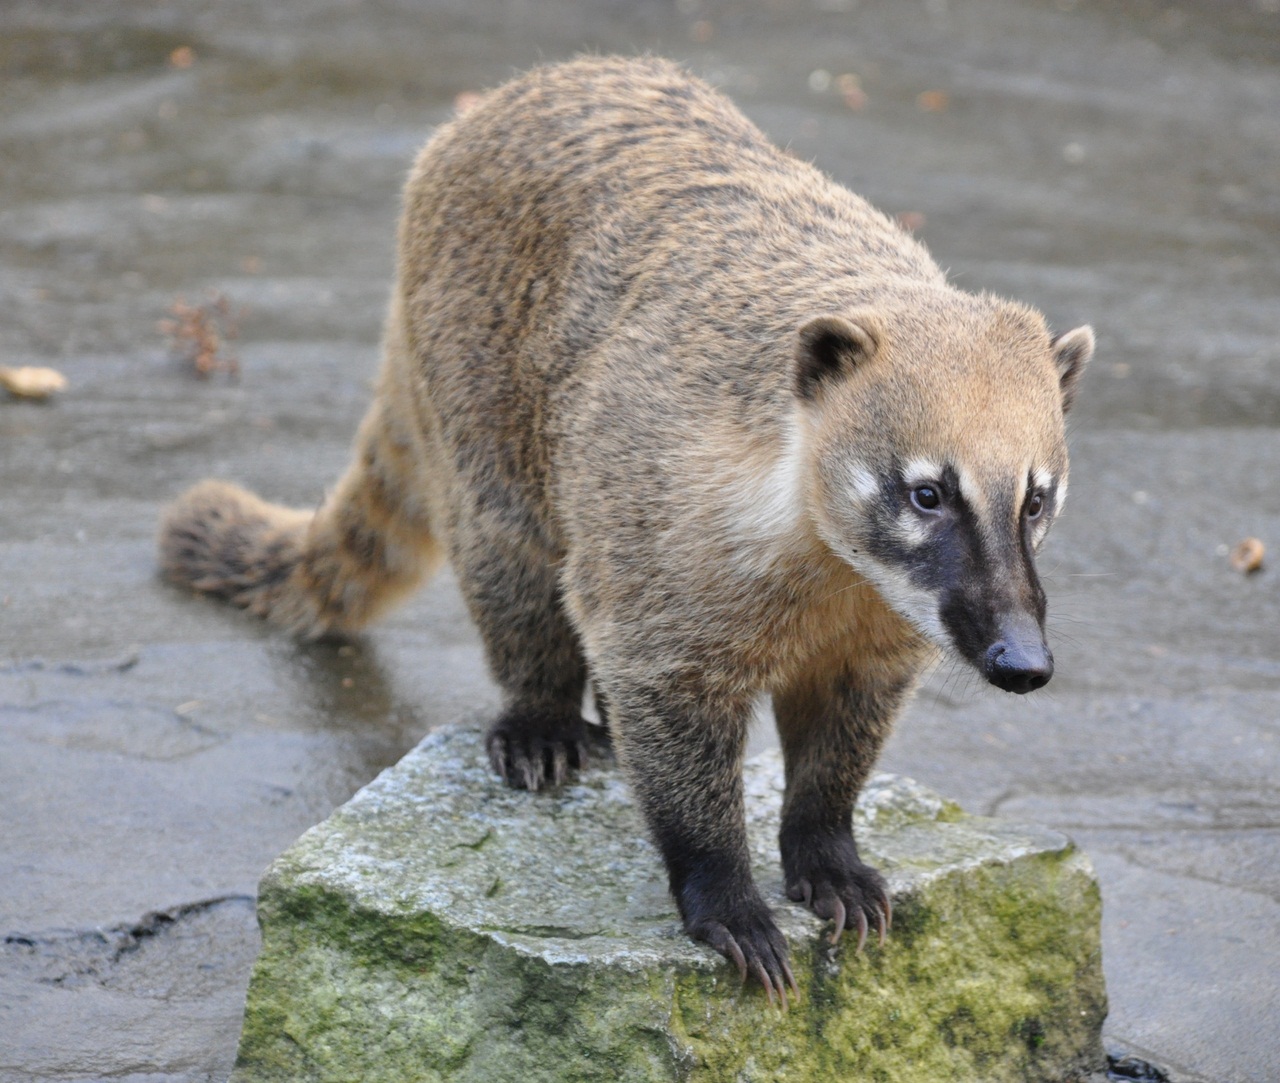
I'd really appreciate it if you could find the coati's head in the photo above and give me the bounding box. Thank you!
[798,294,1092,693]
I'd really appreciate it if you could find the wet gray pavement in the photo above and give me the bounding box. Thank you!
[1,1,1278,1080]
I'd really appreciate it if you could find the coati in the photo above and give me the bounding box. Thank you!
[160,56,1092,1003]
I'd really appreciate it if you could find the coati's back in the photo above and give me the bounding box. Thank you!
[396,57,947,454]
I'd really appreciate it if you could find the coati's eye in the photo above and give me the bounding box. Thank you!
[910,485,942,512]
[1026,492,1045,520]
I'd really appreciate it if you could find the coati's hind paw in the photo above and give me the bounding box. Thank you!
[682,883,799,1007]
[485,708,593,791]
[784,832,892,951]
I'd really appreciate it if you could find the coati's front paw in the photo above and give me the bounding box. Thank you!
[784,832,892,951]
[680,877,798,1006]
[485,708,591,792]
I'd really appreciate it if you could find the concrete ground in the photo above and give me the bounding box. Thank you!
[1,1,1277,1080]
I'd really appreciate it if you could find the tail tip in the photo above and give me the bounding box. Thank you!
[158,479,309,605]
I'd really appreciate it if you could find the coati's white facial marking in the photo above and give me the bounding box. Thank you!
[895,509,930,548]
[825,536,950,645]
[902,458,944,489]
[848,458,935,561]
[858,563,949,644]
[1028,467,1057,550]
[1031,467,1057,513]
[954,463,981,508]
[953,461,1003,551]
[844,462,880,503]
[813,455,953,645]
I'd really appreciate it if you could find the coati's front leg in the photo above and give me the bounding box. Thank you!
[603,678,798,1004]
[773,665,914,949]
[453,530,593,791]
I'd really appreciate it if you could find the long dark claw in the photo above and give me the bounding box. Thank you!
[521,757,539,792]
[828,895,847,944]
[781,957,800,1001]
[750,958,775,1006]
[854,907,869,954]
[876,901,888,946]
[687,897,794,1005]
[485,712,590,791]
[698,922,748,985]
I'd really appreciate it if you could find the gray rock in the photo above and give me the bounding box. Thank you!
[231,723,1106,1082]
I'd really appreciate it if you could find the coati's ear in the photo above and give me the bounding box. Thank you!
[795,315,879,402]
[1051,325,1094,414]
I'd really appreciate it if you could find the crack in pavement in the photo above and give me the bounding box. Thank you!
[3,895,256,990]
[0,650,142,677]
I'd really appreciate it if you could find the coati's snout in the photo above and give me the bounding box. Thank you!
[941,584,1055,694]
[982,616,1054,694]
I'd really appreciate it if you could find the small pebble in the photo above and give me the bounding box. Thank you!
[0,366,67,400]
[1229,537,1264,574]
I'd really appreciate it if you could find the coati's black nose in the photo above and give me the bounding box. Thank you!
[983,639,1053,694]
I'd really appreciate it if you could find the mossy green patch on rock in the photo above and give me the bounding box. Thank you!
[231,723,1106,1082]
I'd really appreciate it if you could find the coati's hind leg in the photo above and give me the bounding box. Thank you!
[159,310,443,637]
[773,663,914,949]
[452,527,594,792]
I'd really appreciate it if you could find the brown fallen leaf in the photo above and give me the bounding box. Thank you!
[0,365,68,400]
[1229,537,1265,574]
[916,89,950,113]
[833,73,867,112]
[689,19,714,44]
[159,293,240,379]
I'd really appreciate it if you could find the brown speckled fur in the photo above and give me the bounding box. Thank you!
[159,57,1091,1000]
